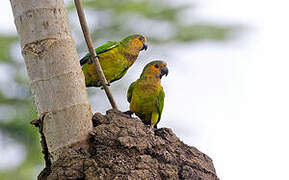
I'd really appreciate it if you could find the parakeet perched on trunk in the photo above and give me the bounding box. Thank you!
[127,60,168,129]
[80,34,148,87]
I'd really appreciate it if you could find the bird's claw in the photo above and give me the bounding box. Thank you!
[90,55,100,60]
[149,125,157,133]
[123,110,133,117]
[88,55,100,64]
[149,124,157,131]
[100,83,111,90]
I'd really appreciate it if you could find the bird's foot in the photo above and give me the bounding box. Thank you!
[100,83,111,90]
[123,110,133,117]
[88,55,100,64]
[148,125,157,133]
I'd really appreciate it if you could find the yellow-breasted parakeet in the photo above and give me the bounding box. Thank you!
[80,34,147,87]
[126,60,168,129]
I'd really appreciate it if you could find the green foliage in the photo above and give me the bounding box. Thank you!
[0,106,41,180]
[82,0,186,21]
[0,0,237,179]
[0,34,40,180]
[71,0,236,45]
[0,34,41,179]
[0,36,17,64]
[174,24,236,42]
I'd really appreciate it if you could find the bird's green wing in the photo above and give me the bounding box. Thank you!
[80,41,120,65]
[94,41,119,54]
[127,81,137,103]
[156,88,165,124]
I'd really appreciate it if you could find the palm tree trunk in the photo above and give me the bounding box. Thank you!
[10,0,93,162]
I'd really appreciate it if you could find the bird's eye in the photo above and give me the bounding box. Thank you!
[139,37,144,41]
[154,64,159,68]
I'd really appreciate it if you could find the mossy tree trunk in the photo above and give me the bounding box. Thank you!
[9,0,93,162]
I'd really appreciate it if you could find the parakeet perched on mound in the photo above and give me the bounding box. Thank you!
[80,34,147,87]
[127,60,168,129]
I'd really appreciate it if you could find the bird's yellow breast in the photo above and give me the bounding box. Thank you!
[130,81,162,123]
[83,47,129,87]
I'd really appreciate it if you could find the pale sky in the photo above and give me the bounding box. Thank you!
[1,0,288,179]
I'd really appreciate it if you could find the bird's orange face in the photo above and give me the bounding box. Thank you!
[129,35,148,51]
[142,60,169,79]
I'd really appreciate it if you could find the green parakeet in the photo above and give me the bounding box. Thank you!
[80,34,147,87]
[127,60,168,129]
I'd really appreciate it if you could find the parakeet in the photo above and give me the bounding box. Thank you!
[126,60,168,129]
[80,34,147,87]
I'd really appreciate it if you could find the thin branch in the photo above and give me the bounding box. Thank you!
[74,0,118,110]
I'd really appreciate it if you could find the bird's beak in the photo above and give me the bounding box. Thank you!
[141,43,148,51]
[160,66,169,78]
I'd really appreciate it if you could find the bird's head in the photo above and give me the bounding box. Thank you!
[121,34,148,52]
[141,60,169,80]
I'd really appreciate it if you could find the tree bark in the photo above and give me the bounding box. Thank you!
[10,0,93,162]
